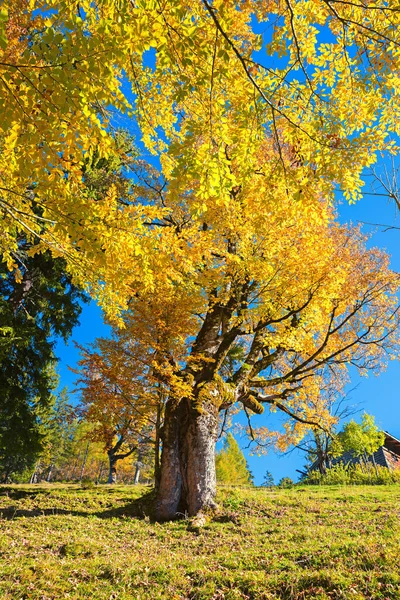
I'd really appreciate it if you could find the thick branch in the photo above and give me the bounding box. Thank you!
[255,391,329,432]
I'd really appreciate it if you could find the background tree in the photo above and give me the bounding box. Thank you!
[298,412,385,479]
[29,387,77,483]
[216,434,253,485]
[277,477,294,489]
[294,388,360,476]
[336,413,385,464]
[61,420,105,483]
[74,333,165,485]
[261,471,275,488]
[0,242,86,482]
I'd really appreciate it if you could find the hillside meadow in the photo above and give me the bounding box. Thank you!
[0,484,399,599]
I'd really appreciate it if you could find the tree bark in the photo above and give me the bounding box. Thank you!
[46,463,54,482]
[96,461,105,484]
[133,447,144,484]
[318,457,327,475]
[79,441,90,481]
[1,463,12,483]
[154,402,163,490]
[30,463,40,484]
[155,400,183,520]
[107,453,118,484]
[155,397,219,520]
[133,463,141,484]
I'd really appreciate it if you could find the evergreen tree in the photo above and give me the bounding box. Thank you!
[261,471,275,488]
[29,387,77,483]
[216,434,253,486]
[0,242,87,481]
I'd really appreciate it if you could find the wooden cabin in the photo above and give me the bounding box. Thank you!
[374,432,400,469]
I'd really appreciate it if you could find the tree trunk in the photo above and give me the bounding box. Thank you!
[318,459,327,475]
[155,397,219,521]
[155,400,183,520]
[154,402,163,490]
[46,464,54,482]
[30,463,40,484]
[106,438,136,485]
[107,453,117,484]
[69,457,79,481]
[371,452,378,476]
[97,461,105,484]
[79,441,90,481]
[133,463,141,484]
[2,464,12,483]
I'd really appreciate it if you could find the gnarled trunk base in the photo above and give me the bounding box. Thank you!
[155,398,219,521]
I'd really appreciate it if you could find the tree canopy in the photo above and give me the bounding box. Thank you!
[337,413,385,458]
[1,0,400,315]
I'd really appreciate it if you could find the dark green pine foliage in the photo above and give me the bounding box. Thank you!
[261,470,275,487]
[0,241,87,481]
[216,433,253,485]
[30,387,78,483]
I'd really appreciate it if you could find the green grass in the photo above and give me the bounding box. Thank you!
[0,484,399,599]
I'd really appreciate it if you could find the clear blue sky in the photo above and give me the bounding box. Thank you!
[56,187,400,486]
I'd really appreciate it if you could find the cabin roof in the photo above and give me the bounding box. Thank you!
[383,431,400,456]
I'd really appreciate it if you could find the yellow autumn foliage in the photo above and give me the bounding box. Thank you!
[0,0,399,319]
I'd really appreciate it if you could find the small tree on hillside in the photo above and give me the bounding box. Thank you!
[216,434,253,486]
[336,413,385,465]
[261,471,275,488]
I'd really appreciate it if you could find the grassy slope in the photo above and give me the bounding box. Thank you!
[0,484,399,599]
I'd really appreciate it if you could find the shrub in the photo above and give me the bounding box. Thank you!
[80,477,95,489]
[304,463,400,486]
[277,477,294,488]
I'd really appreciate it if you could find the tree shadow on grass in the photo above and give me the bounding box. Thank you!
[0,489,156,521]
[0,487,52,500]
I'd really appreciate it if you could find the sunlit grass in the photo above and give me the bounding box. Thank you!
[0,484,399,599]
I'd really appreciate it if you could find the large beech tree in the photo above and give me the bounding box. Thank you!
[81,150,400,517]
